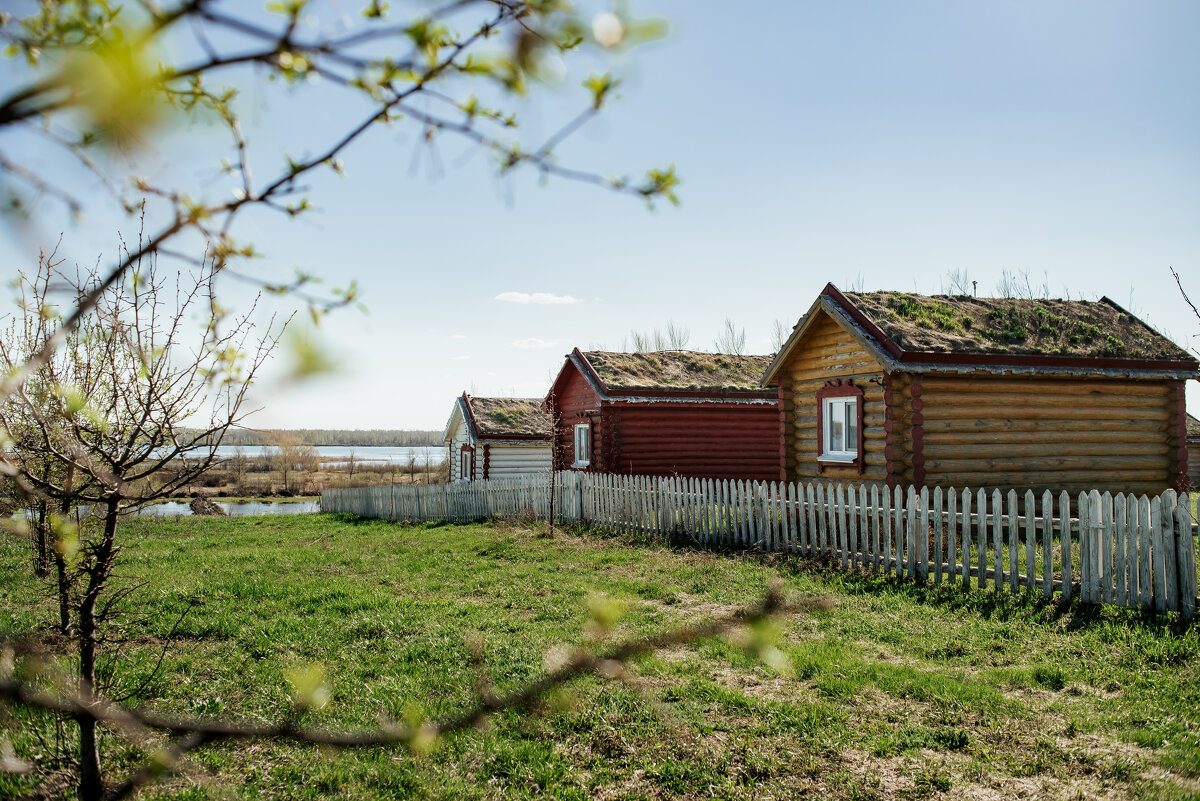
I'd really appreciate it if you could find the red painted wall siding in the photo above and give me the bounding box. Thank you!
[609,403,780,480]
[549,365,603,470]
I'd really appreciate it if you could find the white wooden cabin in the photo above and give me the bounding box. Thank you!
[442,393,553,482]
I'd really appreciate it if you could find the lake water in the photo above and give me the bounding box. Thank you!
[137,499,321,517]
[212,445,445,466]
[14,498,321,519]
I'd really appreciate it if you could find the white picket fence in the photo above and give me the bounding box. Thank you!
[322,473,1198,619]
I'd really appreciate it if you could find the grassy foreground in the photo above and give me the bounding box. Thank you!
[1,514,1199,800]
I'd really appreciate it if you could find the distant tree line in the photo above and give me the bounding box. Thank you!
[213,429,442,447]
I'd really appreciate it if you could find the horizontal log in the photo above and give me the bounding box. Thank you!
[786,339,868,360]
[919,469,1168,487]
[788,365,883,383]
[917,418,1168,435]
[921,441,1169,458]
[922,454,1169,473]
[920,392,1169,410]
[925,430,1168,446]
[917,378,1171,395]
[903,407,1167,422]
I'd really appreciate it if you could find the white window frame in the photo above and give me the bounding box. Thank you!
[821,396,858,462]
[573,423,591,467]
[459,448,472,481]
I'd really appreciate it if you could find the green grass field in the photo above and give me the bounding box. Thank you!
[2,514,1199,800]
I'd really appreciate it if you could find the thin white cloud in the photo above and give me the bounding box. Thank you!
[450,334,467,340]
[512,337,567,349]
[494,291,580,305]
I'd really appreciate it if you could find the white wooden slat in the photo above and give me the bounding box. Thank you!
[880,484,892,574]
[869,484,880,572]
[894,485,906,579]
[1077,491,1090,603]
[782,482,794,553]
[933,486,944,585]
[833,483,845,568]
[1113,493,1127,606]
[1151,495,1166,612]
[906,486,918,579]
[856,484,868,568]
[991,489,1004,591]
[961,488,973,588]
[1040,490,1053,598]
[1021,489,1035,593]
[814,484,826,558]
[846,485,858,568]
[1162,491,1179,614]
[1176,495,1196,621]
[918,486,930,582]
[1101,491,1115,604]
[1125,493,1138,606]
[797,481,807,555]
[1007,489,1019,593]
[1136,494,1151,610]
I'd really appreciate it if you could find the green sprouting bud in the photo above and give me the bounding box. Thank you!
[583,72,619,109]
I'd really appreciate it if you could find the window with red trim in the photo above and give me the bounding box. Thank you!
[816,380,865,473]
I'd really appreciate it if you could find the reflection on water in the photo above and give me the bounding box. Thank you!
[13,499,320,520]
[137,500,320,517]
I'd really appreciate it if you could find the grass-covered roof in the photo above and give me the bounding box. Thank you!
[583,351,774,392]
[468,397,551,437]
[1188,414,1200,440]
[843,291,1192,362]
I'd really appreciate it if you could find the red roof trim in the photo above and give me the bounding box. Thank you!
[823,283,1199,372]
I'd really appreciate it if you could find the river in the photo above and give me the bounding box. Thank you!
[213,445,445,466]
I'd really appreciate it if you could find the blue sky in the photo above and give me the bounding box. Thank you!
[3,1,1199,429]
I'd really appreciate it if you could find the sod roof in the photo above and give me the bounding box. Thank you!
[467,397,551,437]
[582,351,774,392]
[842,291,1192,362]
[1188,414,1200,440]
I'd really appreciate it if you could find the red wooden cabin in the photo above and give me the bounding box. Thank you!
[543,349,781,480]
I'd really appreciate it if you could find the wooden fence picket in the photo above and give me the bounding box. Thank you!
[1176,495,1195,621]
[932,486,943,584]
[960,487,972,589]
[1162,491,1179,614]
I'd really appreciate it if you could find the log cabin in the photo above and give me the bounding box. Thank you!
[763,284,1198,495]
[544,349,780,480]
[442,393,552,482]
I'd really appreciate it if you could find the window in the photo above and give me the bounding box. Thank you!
[573,423,591,467]
[459,447,472,481]
[822,396,858,460]
[815,380,865,473]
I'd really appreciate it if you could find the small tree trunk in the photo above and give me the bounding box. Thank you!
[54,551,71,634]
[77,497,119,801]
[33,500,49,578]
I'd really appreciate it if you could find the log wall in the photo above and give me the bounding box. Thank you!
[778,310,887,484]
[917,375,1178,495]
